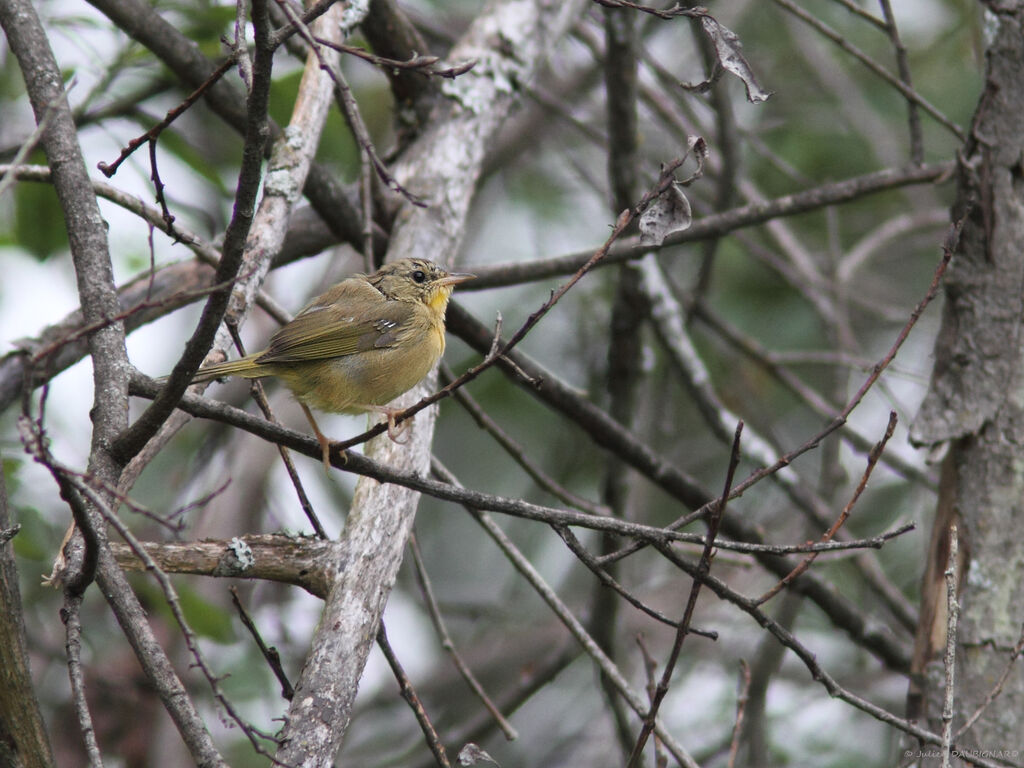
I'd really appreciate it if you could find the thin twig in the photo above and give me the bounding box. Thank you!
[954,623,1024,740]
[377,622,451,768]
[409,535,518,740]
[829,0,887,28]
[769,0,963,140]
[626,421,743,767]
[97,56,235,178]
[726,660,751,768]
[359,129,375,271]
[27,270,256,367]
[61,594,104,768]
[443,365,608,516]
[314,37,475,79]
[941,525,959,768]
[431,459,700,768]
[553,523,718,639]
[230,587,294,701]
[146,132,174,231]
[0,78,67,200]
[225,321,326,538]
[275,0,425,207]
[268,0,347,49]
[634,635,668,768]
[755,410,899,605]
[877,0,923,163]
[422,642,580,765]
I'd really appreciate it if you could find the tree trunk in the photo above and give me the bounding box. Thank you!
[909,3,1024,761]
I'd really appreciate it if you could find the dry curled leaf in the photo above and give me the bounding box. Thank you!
[639,182,692,246]
[458,743,500,766]
[686,12,772,103]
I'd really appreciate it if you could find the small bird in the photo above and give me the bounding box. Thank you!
[191,258,475,468]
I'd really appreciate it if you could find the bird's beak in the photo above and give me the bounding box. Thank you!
[437,271,476,287]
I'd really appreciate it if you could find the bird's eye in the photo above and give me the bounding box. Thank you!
[411,269,427,283]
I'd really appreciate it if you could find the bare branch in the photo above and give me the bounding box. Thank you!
[432,460,701,768]
[230,587,295,701]
[409,536,518,741]
[769,0,964,140]
[627,422,743,766]
[941,526,960,768]
[377,623,451,768]
[60,596,103,768]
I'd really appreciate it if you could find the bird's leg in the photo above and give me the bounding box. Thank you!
[300,403,334,471]
[367,405,411,444]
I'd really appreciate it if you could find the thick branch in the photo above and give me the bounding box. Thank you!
[274,3,590,764]
[108,534,339,598]
[0,463,55,768]
[85,0,376,251]
[111,0,274,461]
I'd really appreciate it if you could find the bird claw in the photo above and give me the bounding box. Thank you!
[385,413,411,444]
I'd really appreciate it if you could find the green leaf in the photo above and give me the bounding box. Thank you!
[12,159,68,260]
[176,583,236,643]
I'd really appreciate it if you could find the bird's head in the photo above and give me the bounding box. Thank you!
[369,258,475,313]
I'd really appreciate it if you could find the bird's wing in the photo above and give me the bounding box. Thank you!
[256,281,414,363]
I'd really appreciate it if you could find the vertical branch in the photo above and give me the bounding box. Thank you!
[275,5,592,764]
[0,0,128,464]
[691,18,741,302]
[940,526,959,768]
[727,659,752,768]
[60,595,103,768]
[376,623,451,768]
[597,4,643,757]
[877,0,924,164]
[0,457,56,768]
[627,422,743,767]
[909,4,1024,751]
[112,0,276,461]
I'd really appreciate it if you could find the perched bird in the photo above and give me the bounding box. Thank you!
[191,258,475,468]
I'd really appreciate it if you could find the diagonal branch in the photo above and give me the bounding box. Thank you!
[627,422,744,766]
[111,0,275,462]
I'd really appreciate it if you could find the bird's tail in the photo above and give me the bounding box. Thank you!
[189,354,265,383]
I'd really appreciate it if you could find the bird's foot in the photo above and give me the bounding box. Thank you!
[366,405,411,444]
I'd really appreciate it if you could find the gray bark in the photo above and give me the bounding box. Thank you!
[909,3,1024,761]
[273,2,587,765]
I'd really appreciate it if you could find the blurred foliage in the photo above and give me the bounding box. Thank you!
[10,153,68,258]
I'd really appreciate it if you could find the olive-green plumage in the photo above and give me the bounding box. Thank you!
[192,258,473,466]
